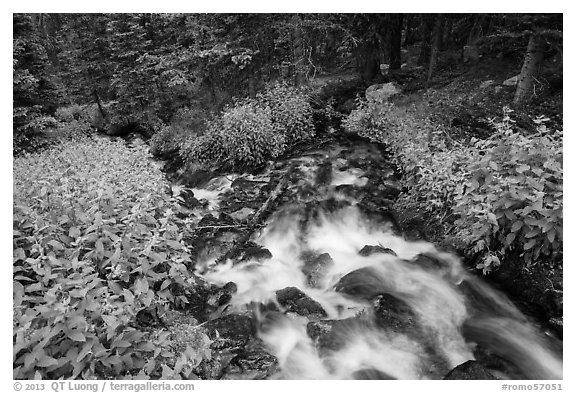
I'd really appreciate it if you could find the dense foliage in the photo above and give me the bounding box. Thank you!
[344,102,562,274]
[13,138,212,379]
[182,82,315,170]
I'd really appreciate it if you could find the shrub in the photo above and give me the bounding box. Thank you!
[13,137,211,379]
[257,82,315,145]
[183,82,314,171]
[13,106,58,155]
[150,107,207,158]
[453,109,563,273]
[343,101,562,274]
[184,101,284,170]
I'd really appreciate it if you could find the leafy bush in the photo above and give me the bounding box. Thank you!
[183,82,314,170]
[257,82,315,145]
[184,101,284,170]
[13,106,58,155]
[453,109,563,273]
[13,137,211,379]
[150,107,207,158]
[343,101,563,274]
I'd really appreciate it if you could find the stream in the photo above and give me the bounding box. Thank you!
[159,134,562,380]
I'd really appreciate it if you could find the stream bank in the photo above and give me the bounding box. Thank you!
[129,129,562,380]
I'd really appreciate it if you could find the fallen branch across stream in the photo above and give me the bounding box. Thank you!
[216,163,297,264]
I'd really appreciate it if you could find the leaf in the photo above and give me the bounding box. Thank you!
[14,281,24,307]
[69,226,81,238]
[524,239,537,250]
[505,233,516,246]
[134,276,149,295]
[37,355,58,368]
[511,221,523,232]
[68,331,86,342]
[525,228,541,238]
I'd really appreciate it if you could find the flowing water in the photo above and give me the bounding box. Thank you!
[188,139,562,380]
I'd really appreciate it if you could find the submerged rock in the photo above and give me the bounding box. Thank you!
[374,293,417,333]
[301,252,334,288]
[353,368,397,380]
[443,360,497,380]
[276,287,327,317]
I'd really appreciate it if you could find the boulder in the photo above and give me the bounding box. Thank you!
[374,293,417,332]
[222,344,278,379]
[203,313,256,349]
[181,169,214,188]
[358,245,397,257]
[240,242,273,263]
[443,360,497,380]
[365,82,401,103]
[411,253,445,271]
[334,267,388,301]
[276,287,327,317]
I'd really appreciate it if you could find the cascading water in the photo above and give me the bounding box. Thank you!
[190,140,562,380]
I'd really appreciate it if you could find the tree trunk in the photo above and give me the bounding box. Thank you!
[292,14,307,86]
[355,43,380,83]
[418,14,436,66]
[513,34,545,107]
[387,14,404,70]
[403,14,418,46]
[427,14,444,84]
[93,89,106,119]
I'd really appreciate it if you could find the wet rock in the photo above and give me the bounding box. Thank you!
[377,180,402,199]
[411,253,445,271]
[181,168,214,188]
[240,242,273,263]
[352,368,396,380]
[307,318,367,354]
[443,360,497,380]
[198,214,219,229]
[178,188,201,209]
[276,287,327,317]
[204,313,256,349]
[356,203,402,234]
[301,252,334,288]
[548,317,563,339]
[315,162,333,186]
[374,293,417,332]
[206,282,238,309]
[358,245,397,257]
[222,340,278,379]
[229,207,255,222]
[195,352,234,380]
[334,267,388,300]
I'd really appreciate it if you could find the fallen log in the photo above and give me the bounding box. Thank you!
[216,163,296,264]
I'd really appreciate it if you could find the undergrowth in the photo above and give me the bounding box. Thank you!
[344,101,563,274]
[13,137,212,379]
